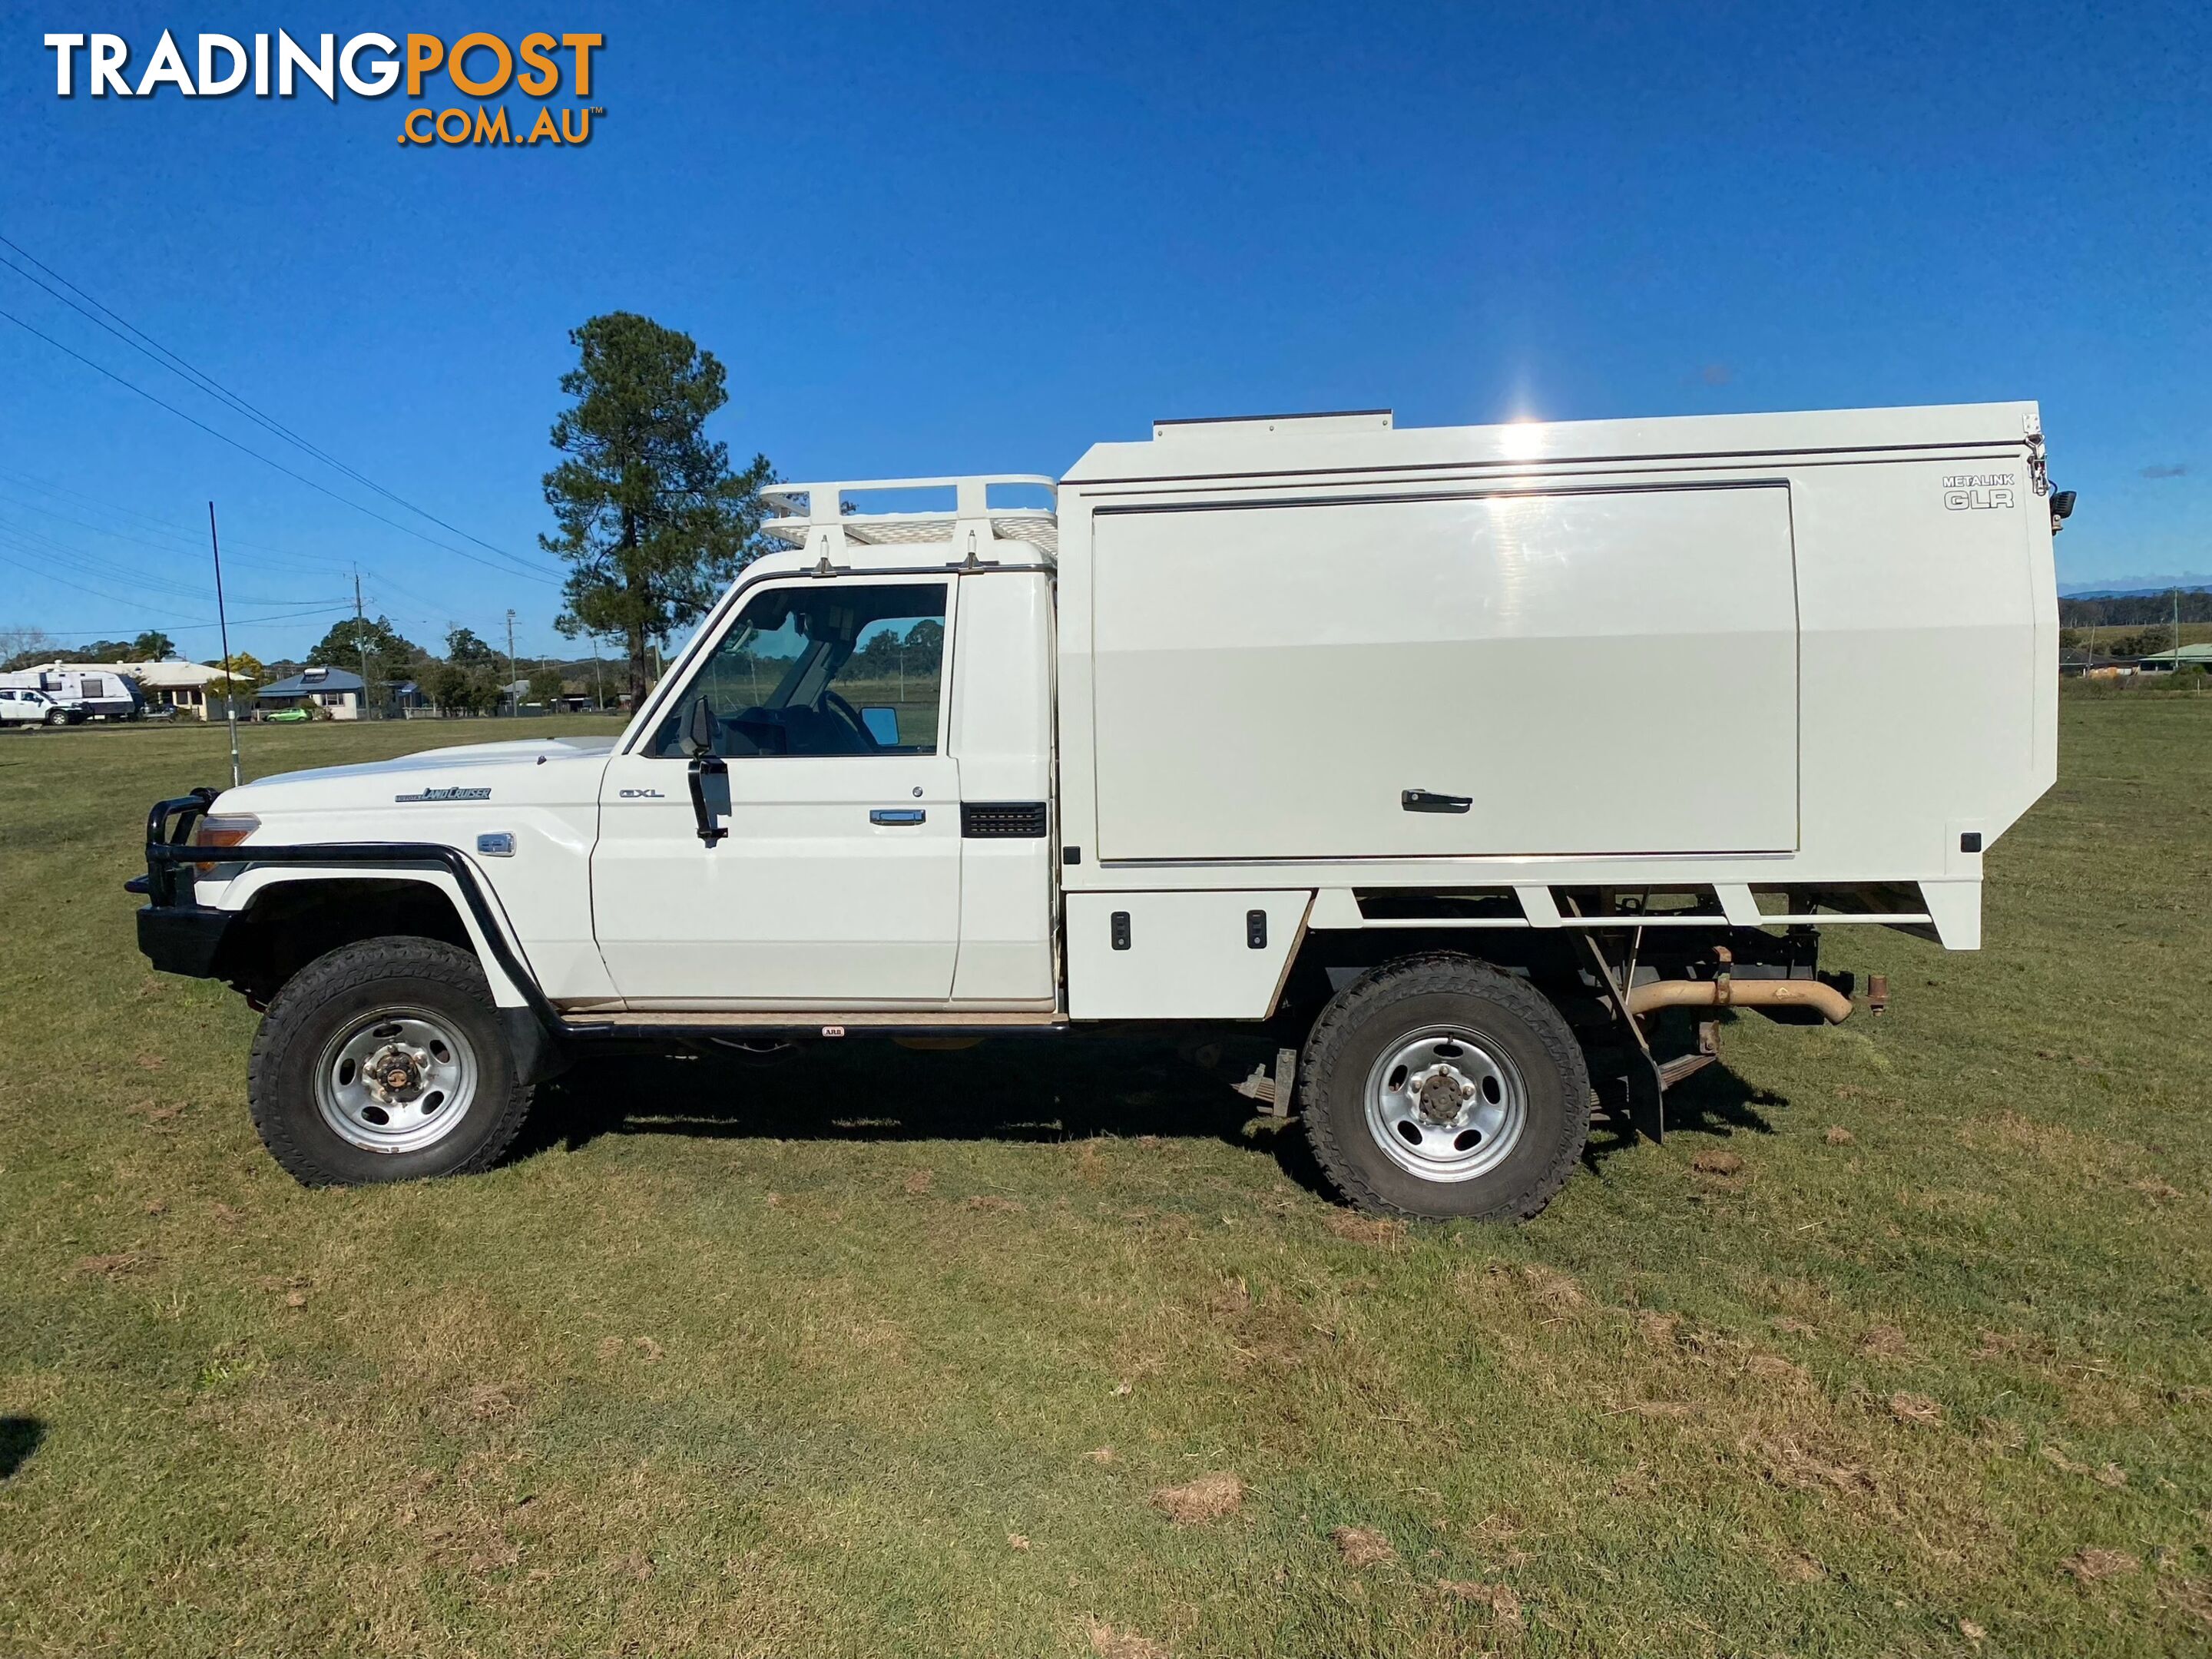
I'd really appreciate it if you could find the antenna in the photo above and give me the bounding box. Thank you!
[353,568,373,717]
[207,502,241,789]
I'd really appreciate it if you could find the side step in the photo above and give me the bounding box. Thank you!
[1230,1047,1301,1118]
[1654,1022,1721,1091]
[565,1008,1066,1039]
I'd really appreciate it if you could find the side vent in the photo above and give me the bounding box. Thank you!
[962,801,1048,838]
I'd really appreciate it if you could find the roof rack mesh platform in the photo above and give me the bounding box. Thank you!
[762,475,1058,557]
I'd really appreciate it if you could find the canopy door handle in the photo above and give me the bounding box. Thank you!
[870,808,926,826]
[1401,788,1472,814]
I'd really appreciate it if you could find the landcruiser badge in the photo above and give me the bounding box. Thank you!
[394,786,491,803]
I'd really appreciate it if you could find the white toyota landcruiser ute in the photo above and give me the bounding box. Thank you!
[134,405,2065,1219]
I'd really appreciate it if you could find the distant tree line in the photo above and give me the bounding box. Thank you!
[2058,591,2212,629]
[1,628,178,672]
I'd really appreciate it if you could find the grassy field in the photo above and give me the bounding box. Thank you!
[2,707,2207,1657]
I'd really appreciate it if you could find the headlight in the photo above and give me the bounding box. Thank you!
[190,813,259,873]
[190,814,260,850]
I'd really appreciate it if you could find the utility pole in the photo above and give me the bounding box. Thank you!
[353,569,373,719]
[589,632,605,709]
[207,502,241,789]
[2175,586,2184,663]
[505,608,518,718]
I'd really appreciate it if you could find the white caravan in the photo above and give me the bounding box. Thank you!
[1,667,144,720]
[133,403,2065,1220]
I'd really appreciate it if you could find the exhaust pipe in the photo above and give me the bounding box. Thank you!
[1626,976,1853,1023]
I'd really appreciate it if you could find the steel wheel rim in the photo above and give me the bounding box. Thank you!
[313,1007,479,1154]
[1363,1025,1528,1183]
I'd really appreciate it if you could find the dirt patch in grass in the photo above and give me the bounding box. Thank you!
[1324,1210,1407,1247]
[1151,1471,1244,1525]
[1332,1524,1396,1568]
[1516,1263,1586,1313]
[1740,1433,1878,1501]
[2061,1546,2139,1584]
[1962,1109,2118,1172]
[1690,1149,1745,1176]
[1889,1391,1943,1426]
[1084,1619,1167,1659]
[1747,1353,1811,1387]
[1858,1324,1912,1358]
[2162,1575,2212,1631]
[1437,1578,1522,1622]
[72,1251,147,1277]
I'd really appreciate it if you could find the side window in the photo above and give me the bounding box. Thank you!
[647,581,948,759]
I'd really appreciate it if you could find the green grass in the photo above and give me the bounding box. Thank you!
[2,709,2208,1657]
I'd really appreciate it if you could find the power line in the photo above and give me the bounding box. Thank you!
[0,519,339,607]
[0,465,356,570]
[0,232,564,582]
[0,302,560,586]
[0,475,470,607]
[0,549,348,631]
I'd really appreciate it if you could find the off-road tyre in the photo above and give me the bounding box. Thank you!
[1300,952,1590,1221]
[247,936,532,1187]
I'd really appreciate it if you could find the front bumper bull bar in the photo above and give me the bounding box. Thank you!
[134,789,575,1082]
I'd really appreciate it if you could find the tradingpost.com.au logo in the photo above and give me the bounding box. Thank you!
[43,31,604,147]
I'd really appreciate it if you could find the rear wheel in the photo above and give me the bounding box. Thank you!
[1300,953,1589,1221]
[247,936,532,1186]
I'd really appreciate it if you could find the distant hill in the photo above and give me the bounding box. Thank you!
[2060,575,2212,598]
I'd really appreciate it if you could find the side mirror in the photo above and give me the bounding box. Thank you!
[681,696,729,847]
[859,705,900,747]
[684,696,717,757]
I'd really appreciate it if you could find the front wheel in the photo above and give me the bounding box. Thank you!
[247,936,533,1186]
[1300,953,1590,1221]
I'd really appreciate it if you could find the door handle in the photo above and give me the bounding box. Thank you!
[1401,788,1472,814]
[869,808,926,826]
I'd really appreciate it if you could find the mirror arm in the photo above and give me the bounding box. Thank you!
[687,753,728,846]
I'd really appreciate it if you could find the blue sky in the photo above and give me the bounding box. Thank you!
[2,1,2206,662]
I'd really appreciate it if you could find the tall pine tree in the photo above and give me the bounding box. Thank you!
[540,313,773,702]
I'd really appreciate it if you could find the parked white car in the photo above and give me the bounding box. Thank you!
[131,402,2065,1220]
[0,687,69,727]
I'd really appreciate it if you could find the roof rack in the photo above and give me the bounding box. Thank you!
[762,475,1058,558]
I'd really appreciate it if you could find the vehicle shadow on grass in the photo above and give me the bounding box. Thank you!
[522,1031,1780,1199]
[521,1036,1343,1190]
[0,1417,45,1480]
[1581,1032,1787,1174]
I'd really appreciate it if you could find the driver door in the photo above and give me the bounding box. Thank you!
[591,577,962,1007]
